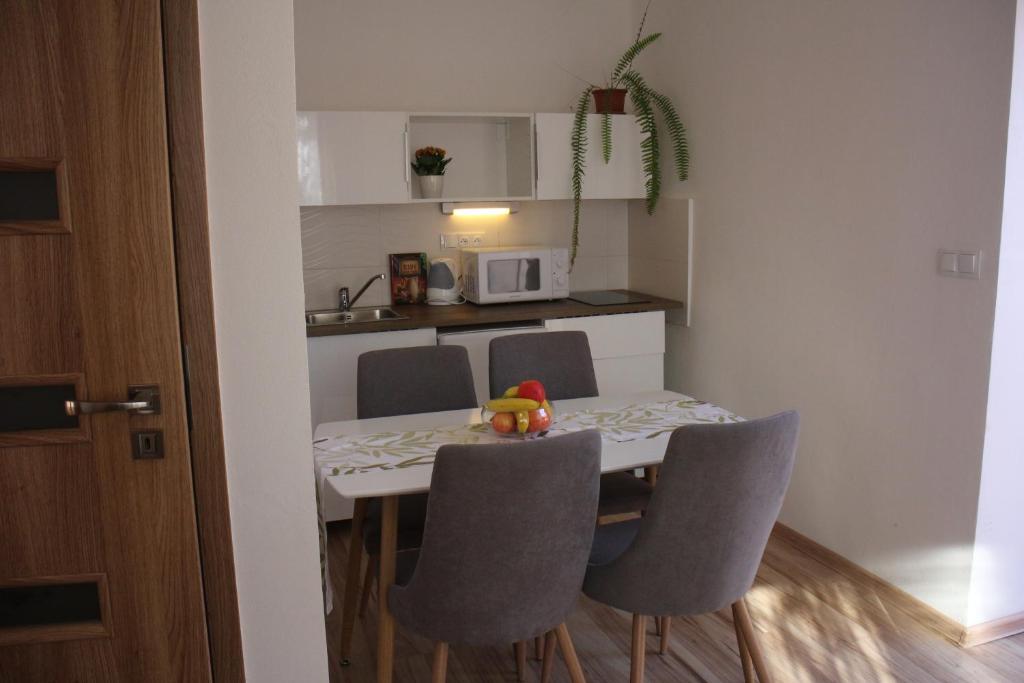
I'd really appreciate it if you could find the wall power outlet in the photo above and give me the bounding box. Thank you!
[441,233,484,249]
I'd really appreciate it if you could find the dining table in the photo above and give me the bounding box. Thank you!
[313,389,743,683]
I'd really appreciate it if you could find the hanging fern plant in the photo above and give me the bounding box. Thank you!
[569,30,689,269]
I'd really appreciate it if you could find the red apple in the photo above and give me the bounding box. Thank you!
[527,407,551,433]
[517,379,546,404]
[491,412,516,433]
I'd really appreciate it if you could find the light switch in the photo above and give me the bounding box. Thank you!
[938,249,981,279]
[939,251,958,274]
[957,252,978,276]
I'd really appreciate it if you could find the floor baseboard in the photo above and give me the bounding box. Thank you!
[771,522,969,647]
[961,612,1024,648]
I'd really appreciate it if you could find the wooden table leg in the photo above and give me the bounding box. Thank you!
[643,465,659,485]
[339,498,367,665]
[377,495,399,683]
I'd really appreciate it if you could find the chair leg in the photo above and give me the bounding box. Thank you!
[731,602,755,683]
[555,622,586,683]
[359,554,375,617]
[630,614,646,683]
[514,641,527,682]
[659,616,671,655]
[733,598,772,683]
[540,631,557,683]
[654,616,661,637]
[432,642,449,683]
[534,635,544,661]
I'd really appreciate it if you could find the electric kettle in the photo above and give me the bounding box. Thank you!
[426,257,463,305]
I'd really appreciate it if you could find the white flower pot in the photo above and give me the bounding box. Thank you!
[418,175,444,199]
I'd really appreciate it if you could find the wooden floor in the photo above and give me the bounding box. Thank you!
[324,522,1024,682]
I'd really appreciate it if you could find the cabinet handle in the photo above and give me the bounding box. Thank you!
[533,122,539,183]
[403,129,410,185]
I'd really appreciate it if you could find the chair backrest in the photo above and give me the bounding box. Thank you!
[357,345,477,419]
[388,430,602,646]
[584,412,800,616]
[488,331,599,400]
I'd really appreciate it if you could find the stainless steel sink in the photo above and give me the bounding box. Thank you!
[305,307,408,325]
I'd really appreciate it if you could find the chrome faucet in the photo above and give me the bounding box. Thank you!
[339,273,386,311]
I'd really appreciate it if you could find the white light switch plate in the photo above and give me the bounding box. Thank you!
[938,250,981,279]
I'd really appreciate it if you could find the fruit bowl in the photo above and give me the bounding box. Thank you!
[482,380,554,439]
[482,402,554,439]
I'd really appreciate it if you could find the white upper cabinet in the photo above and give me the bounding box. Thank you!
[297,111,410,206]
[296,111,646,206]
[407,114,535,202]
[535,113,646,200]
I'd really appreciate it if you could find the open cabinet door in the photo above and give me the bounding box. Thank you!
[0,1,213,679]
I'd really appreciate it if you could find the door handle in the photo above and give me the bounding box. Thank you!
[65,385,160,416]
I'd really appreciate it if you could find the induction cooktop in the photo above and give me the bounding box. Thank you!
[569,291,652,306]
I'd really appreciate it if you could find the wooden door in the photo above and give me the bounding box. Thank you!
[0,1,212,680]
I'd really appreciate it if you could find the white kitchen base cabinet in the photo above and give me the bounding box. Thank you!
[545,311,665,394]
[307,327,437,429]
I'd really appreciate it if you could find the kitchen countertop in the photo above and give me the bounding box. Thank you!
[305,290,684,337]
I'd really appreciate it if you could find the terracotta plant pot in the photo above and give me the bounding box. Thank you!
[592,88,627,114]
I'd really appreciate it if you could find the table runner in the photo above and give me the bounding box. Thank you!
[314,397,742,485]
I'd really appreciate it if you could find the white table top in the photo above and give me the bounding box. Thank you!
[316,390,696,500]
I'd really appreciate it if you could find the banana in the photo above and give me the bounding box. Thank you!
[541,399,553,413]
[515,410,529,433]
[502,385,519,398]
[485,397,540,412]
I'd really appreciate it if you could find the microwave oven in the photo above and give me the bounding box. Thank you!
[460,246,570,304]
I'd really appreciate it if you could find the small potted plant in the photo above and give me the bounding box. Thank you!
[411,146,452,198]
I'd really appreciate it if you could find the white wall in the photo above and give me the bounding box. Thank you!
[967,0,1024,629]
[199,1,330,680]
[294,0,635,113]
[639,0,1015,622]
[292,0,637,296]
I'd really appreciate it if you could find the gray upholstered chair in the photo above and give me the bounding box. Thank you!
[489,331,598,401]
[489,330,654,520]
[350,346,477,635]
[389,430,602,683]
[583,412,800,683]
[357,345,478,547]
[358,345,478,419]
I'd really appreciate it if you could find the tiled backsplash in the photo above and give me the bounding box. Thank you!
[300,200,628,310]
